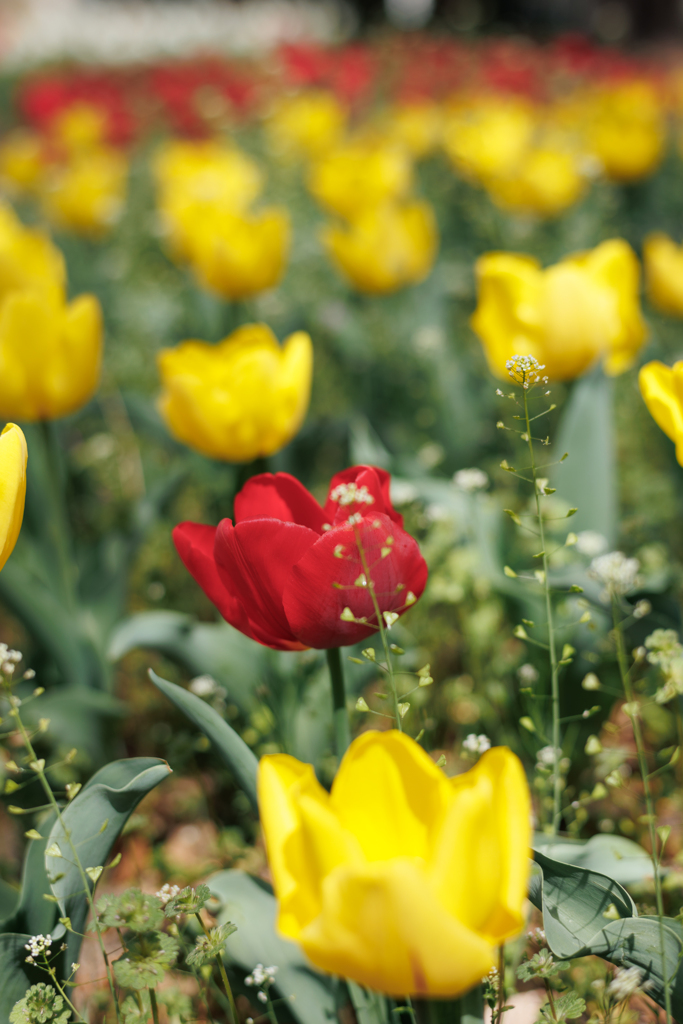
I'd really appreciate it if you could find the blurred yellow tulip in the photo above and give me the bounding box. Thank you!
[42,148,128,238]
[50,102,109,155]
[0,423,27,572]
[157,323,312,462]
[0,290,103,422]
[586,82,665,183]
[472,239,646,381]
[308,139,413,219]
[643,232,683,317]
[324,201,437,295]
[185,207,290,300]
[154,140,264,259]
[266,91,347,161]
[258,731,530,997]
[639,360,683,464]
[0,203,65,304]
[486,146,586,218]
[443,97,535,184]
[383,101,443,158]
[0,130,45,195]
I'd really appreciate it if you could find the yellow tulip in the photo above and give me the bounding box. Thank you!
[639,360,683,465]
[643,232,683,317]
[266,91,347,161]
[157,323,312,462]
[50,102,109,155]
[585,82,665,183]
[383,101,444,158]
[258,731,530,997]
[0,130,45,195]
[0,203,65,304]
[486,146,586,218]
[0,423,27,571]
[324,201,437,295]
[472,239,646,381]
[42,148,128,238]
[154,140,264,260]
[308,139,413,219]
[185,207,290,301]
[443,97,535,184]
[0,290,103,422]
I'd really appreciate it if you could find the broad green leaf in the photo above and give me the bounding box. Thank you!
[46,757,170,965]
[208,869,336,1024]
[347,981,388,1024]
[1,811,57,938]
[552,366,616,546]
[533,834,653,886]
[0,880,18,924]
[0,933,48,1023]
[149,670,258,807]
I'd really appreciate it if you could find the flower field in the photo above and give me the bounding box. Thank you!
[3,26,683,1024]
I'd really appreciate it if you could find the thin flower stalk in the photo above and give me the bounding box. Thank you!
[195,913,238,1024]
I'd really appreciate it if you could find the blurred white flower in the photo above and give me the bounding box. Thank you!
[575,531,608,557]
[462,733,491,755]
[453,468,489,492]
[588,551,640,601]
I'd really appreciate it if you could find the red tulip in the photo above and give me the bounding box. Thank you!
[173,465,427,651]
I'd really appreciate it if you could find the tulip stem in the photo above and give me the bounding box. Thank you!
[612,599,672,1024]
[327,647,351,756]
[523,389,562,835]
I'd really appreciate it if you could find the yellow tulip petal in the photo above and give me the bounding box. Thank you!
[644,233,683,318]
[331,730,451,861]
[431,747,531,944]
[0,423,27,570]
[471,252,543,377]
[299,858,495,997]
[639,360,683,465]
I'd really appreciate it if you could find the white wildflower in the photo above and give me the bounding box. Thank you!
[462,734,491,755]
[330,482,375,507]
[575,531,608,557]
[588,551,640,601]
[189,675,217,697]
[607,966,652,1001]
[453,468,489,493]
[505,354,548,389]
[518,663,539,685]
[155,883,180,906]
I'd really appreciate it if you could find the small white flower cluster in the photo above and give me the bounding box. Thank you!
[536,745,561,768]
[245,964,278,1004]
[607,966,652,1001]
[527,927,546,944]
[155,883,180,906]
[25,934,52,964]
[453,468,489,493]
[0,646,23,676]
[330,483,375,507]
[189,675,218,698]
[462,734,491,755]
[588,551,640,601]
[575,531,608,557]
[518,663,539,685]
[505,354,548,389]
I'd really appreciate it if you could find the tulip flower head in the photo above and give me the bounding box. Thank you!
[643,233,683,318]
[158,323,312,463]
[0,130,46,196]
[50,102,109,156]
[173,465,428,650]
[266,91,347,161]
[639,360,683,466]
[41,147,128,238]
[308,139,413,219]
[585,82,665,184]
[472,239,646,381]
[0,423,27,571]
[324,201,437,295]
[382,101,443,158]
[443,96,535,184]
[486,146,586,219]
[258,732,531,996]
[0,202,65,303]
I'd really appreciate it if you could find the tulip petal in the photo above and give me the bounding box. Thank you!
[282,512,427,649]
[331,730,451,861]
[639,361,683,466]
[172,521,251,635]
[299,858,495,997]
[323,465,403,527]
[0,423,26,571]
[430,747,530,945]
[215,517,318,650]
[234,472,326,532]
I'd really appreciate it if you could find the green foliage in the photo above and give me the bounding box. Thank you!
[186,922,236,967]
[165,883,211,917]
[538,991,586,1023]
[517,949,568,981]
[113,931,178,990]
[9,983,70,1024]
[95,889,164,932]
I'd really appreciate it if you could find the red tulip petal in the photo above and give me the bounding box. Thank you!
[215,518,319,651]
[234,472,327,532]
[173,521,250,634]
[282,512,427,649]
[323,465,404,528]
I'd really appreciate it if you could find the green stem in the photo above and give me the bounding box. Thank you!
[495,946,505,1024]
[612,598,672,1024]
[8,698,122,1024]
[523,390,561,834]
[149,987,160,1024]
[544,980,557,1022]
[45,961,85,1022]
[354,529,402,730]
[326,648,351,756]
[195,913,238,1024]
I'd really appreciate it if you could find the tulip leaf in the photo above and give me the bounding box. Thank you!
[208,869,336,1024]
[0,933,48,1023]
[552,366,617,546]
[347,981,388,1024]
[0,811,58,939]
[531,849,683,1018]
[46,757,171,966]
[533,833,654,886]
[149,670,259,807]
